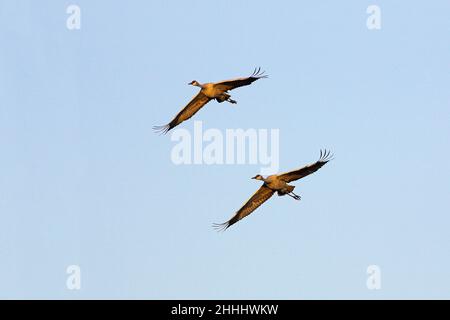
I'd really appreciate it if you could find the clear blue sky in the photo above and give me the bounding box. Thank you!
[1,0,450,299]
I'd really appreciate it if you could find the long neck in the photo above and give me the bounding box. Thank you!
[195,82,203,88]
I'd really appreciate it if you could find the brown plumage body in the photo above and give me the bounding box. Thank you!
[262,175,296,195]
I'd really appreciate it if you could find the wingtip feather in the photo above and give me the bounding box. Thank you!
[152,124,171,135]
[319,149,334,162]
[212,222,230,232]
[250,67,268,79]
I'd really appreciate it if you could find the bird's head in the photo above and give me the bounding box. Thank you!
[251,174,264,181]
[188,80,200,86]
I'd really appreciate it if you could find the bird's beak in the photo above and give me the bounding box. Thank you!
[251,175,257,179]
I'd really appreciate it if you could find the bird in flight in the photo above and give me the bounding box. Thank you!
[213,150,333,231]
[153,68,267,134]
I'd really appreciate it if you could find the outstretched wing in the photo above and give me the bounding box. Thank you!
[213,185,275,231]
[213,67,268,92]
[153,92,211,134]
[278,149,333,183]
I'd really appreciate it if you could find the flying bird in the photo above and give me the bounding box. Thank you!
[213,150,333,231]
[153,68,267,134]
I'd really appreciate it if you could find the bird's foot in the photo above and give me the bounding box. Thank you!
[228,99,237,104]
[288,193,301,200]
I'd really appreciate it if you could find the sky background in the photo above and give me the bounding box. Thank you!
[1,0,450,299]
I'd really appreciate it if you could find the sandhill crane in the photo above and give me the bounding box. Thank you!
[213,150,333,231]
[153,68,267,134]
